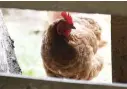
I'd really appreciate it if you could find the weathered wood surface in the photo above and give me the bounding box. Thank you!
[0,9,21,74]
[0,73,127,89]
[112,15,127,83]
[0,1,127,16]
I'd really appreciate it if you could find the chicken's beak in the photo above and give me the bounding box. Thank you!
[71,25,76,29]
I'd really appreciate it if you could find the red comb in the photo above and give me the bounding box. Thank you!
[61,11,73,24]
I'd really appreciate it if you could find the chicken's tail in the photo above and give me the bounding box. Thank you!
[98,40,107,48]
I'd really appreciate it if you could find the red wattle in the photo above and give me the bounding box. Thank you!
[64,29,71,37]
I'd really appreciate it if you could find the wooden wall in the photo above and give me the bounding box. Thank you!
[0,1,127,85]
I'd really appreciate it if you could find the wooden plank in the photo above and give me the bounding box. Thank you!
[0,9,22,74]
[0,73,127,89]
[111,15,127,83]
[0,1,126,16]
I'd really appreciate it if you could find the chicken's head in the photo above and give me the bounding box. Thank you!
[56,11,76,38]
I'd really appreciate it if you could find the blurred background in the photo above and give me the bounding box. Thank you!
[1,8,111,83]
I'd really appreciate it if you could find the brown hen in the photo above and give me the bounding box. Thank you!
[41,11,105,80]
